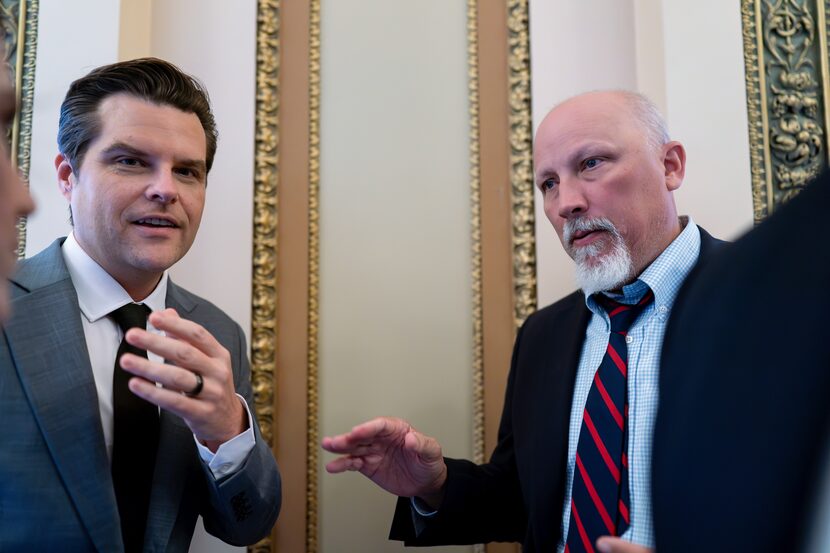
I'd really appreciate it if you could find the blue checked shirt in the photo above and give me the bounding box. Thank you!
[556,216,701,552]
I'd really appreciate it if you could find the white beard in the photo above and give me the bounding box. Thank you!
[564,217,635,295]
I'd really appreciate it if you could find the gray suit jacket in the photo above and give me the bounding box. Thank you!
[0,239,280,552]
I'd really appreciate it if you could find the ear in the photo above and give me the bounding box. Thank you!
[55,153,75,200]
[662,141,686,192]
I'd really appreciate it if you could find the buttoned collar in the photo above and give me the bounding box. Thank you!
[61,232,168,323]
[586,215,700,315]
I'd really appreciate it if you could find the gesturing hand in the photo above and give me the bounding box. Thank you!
[321,417,448,508]
[119,308,247,452]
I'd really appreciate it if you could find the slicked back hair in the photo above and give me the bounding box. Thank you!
[57,57,218,175]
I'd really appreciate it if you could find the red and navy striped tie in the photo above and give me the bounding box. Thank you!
[565,289,654,553]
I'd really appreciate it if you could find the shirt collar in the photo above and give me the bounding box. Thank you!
[61,232,169,323]
[586,215,701,313]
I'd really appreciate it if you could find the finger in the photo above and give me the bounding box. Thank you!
[120,353,202,394]
[324,456,365,474]
[346,417,409,443]
[596,537,654,553]
[148,309,228,359]
[127,373,206,420]
[125,328,213,376]
[321,419,387,449]
[320,435,373,455]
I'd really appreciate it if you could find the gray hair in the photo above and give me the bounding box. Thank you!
[616,90,670,149]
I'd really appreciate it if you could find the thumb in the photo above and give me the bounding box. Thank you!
[404,430,442,463]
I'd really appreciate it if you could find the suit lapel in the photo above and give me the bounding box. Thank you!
[514,292,590,548]
[6,272,122,552]
[144,411,198,551]
[142,281,200,550]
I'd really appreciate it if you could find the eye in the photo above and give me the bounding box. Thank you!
[540,176,558,192]
[174,166,204,181]
[582,157,602,170]
[116,157,143,167]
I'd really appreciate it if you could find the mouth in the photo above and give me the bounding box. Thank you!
[133,216,179,229]
[570,228,606,248]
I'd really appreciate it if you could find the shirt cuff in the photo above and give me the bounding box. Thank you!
[194,393,256,480]
[410,496,438,536]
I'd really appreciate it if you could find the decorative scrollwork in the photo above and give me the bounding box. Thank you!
[306,1,321,552]
[467,0,484,475]
[507,0,536,326]
[249,1,279,552]
[741,0,827,221]
[764,0,824,202]
[1,0,38,257]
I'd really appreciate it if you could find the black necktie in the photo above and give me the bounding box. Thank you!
[110,303,159,552]
[565,289,654,552]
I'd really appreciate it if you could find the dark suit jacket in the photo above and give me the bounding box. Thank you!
[390,227,723,551]
[0,239,281,552]
[653,178,830,552]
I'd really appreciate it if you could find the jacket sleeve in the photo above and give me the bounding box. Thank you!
[200,321,281,545]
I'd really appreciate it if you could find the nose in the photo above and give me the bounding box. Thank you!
[146,170,179,204]
[556,177,587,219]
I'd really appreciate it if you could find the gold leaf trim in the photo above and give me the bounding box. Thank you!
[3,0,38,258]
[741,0,771,223]
[467,0,485,473]
[507,0,536,326]
[741,0,825,222]
[249,1,279,551]
[306,0,321,551]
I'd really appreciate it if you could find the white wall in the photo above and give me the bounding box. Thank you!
[531,0,753,307]
[659,1,753,240]
[26,0,121,255]
[317,1,472,551]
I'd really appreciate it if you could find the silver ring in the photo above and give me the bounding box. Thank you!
[185,373,203,397]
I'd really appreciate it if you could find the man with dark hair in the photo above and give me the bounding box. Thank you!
[0,58,280,552]
[322,90,724,552]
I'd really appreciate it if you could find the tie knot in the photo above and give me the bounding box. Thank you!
[596,289,654,334]
[111,303,151,333]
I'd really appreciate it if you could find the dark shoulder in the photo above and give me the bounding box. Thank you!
[520,289,587,332]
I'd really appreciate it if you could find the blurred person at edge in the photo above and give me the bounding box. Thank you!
[0,64,35,323]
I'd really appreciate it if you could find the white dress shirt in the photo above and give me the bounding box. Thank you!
[61,232,255,479]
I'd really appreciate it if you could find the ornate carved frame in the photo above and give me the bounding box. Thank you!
[3,0,39,256]
[741,0,830,221]
[250,1,534,551]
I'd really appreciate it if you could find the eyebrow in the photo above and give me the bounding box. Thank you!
[100,141,207,174]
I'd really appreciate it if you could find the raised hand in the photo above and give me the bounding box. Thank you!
[119,308,247,452]
[321,417,447,508]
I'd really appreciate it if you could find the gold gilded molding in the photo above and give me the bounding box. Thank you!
[506,0,536,325]
[742,0,828,222]
[1,0,38,258]
[250,1,279,552]
[468,0,485,475]
[306,0,321,551]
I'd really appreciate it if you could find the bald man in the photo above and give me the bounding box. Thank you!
[322,90,724,552]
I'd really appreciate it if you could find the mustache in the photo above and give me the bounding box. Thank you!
[562,217,619,246]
